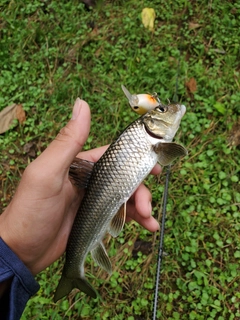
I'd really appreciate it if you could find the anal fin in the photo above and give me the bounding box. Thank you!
[153,142,188,166]
[108,202,126,238]
[91,242,112,275]
[69,157,94,189]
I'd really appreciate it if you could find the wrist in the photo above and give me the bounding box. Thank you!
[0,212,37,275]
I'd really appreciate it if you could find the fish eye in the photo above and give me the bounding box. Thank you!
[156,105,168,113]
[133,106,139,109]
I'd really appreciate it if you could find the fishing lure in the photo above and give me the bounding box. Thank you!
[121,85,162,115]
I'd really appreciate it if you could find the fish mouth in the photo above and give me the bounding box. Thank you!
[145,125,163,139]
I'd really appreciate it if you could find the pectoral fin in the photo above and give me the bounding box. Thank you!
[154,142,188,166]
[69,158,95,189]
[108,202,126,238]
[91,242,112,275]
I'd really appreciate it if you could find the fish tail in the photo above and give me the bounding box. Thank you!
[54,273,97,302]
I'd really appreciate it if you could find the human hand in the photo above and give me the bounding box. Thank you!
[0,99,160,276]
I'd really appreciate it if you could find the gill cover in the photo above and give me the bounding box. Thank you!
[140,104,187,165]
[142,104,186,142]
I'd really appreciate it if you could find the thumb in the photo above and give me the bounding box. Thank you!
[35,98,91,174]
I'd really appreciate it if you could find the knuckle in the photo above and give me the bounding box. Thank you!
[56,125,74,142]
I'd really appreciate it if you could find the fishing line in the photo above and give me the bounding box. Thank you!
[152,53,181,320]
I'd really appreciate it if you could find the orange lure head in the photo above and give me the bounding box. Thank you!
[121,85,161,115]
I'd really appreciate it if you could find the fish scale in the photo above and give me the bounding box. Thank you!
[54,104,187,302]
[66,119,156,267]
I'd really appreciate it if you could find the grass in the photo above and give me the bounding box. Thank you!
[0,0,240,319]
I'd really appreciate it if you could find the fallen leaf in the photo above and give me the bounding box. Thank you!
[189,22,201,30]
[132,240,152,258]
[185,78,197,93]
[141,8,156,32]
[23,142,36,158]
[81,0,96,9]
[228,118,240,147]
[16,104,26,123]
[23,142,34,153]
[0,104,26,134]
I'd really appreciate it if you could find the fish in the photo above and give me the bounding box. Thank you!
[121,84,161,115]
[54,102,187,302]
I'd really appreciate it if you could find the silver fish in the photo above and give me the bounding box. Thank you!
[54,103,187,302]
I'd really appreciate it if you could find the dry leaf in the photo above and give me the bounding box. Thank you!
[16,104,26,123]
[23,142,36,158]
[185,78,197,93]
[0,104,26,134]
[189,22,201,30]
[228,118,240,147]
[132,240,152,258]
[141,8,156,32]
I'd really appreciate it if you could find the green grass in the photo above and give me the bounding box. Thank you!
[1,0,240,319]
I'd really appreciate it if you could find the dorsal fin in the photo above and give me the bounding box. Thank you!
[69,158,94,189]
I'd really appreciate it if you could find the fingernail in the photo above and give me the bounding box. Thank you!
[71,98,82,120]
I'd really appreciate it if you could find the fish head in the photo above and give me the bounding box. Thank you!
[142,103,186,142]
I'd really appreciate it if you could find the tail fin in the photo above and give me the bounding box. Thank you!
[54,273,97,302]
